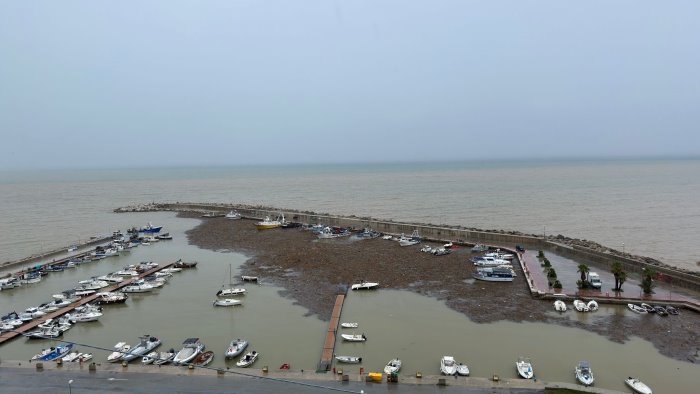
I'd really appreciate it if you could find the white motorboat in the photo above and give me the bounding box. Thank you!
[68,311,103,323]
[440,356,458,375]
[114,269,139,277]
[122,335,161,362]
[161,267,182,274]
[153,349,176,365]
[473,266,516,282]
[587,300,599,311]
[456,363,470,376]
[484,250,514,260]
[225,338,248,359]
[217,287,246,296]
[625,377,653,394]
[241,275,259,282]
[575,361,595,386]
[516,357,534,379]
[335,355,362,364]
[213,298,242,307]
[97,274,124,283]
[666,305,680,315]
[95,292,128,305]
[141,351,159,364]
[122,281,155,293]
[226,210,242,220]
[420,246,433,253]
[62,352,82,363]
[554,300,567,312]
[471,256,511,266]
[173,338,205,365]
[236,350,259,367]
[27,325,62,339]
[341,333,367,342]
[628,303,647,314]
[351,281,379,290]
[340,322,358,328]
[471,244,489,252]
[640,303,656,313]
[573,300,589,312]
[77,353,93,362]
[107,342,130,362]
[24,307,47,319]
[384,358,402,374]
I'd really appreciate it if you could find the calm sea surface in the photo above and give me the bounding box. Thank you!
[1,159,699,270]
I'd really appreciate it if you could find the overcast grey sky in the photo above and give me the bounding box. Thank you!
[1,1,699,169]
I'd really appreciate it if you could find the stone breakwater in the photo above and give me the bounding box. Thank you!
[115,202,700,287]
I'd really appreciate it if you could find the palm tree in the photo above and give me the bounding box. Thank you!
[611,261,627,291]
[577,264,590,283]
[640,267,656,294]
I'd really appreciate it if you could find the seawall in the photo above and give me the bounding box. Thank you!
[115,202,700,293]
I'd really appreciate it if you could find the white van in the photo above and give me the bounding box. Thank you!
[588,272,602,289]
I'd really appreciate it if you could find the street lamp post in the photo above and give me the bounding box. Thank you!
[622,242,625,254]
[68,379,73,394]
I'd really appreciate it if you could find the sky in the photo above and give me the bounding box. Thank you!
[1,1,699,169]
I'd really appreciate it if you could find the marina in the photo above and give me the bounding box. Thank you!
[1,212,699,393]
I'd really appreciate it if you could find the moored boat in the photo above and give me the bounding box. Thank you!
[516,357,534,379]
[573,300,589,312]
[39,343,74,361]
[122,335,162,362]
[625,377,653,394]
[351,281,379,290]
[153,349,176,365]
[384,358,402,374]
[471,244,489,252]
[473,267,516,282]
[213,298,242,307]
[575,361,594,386]
[139,223,163,233]
[225,338,248,359]
[107,342,130,362]
[666,305,680,315]
[554,300,567,312]
[225,210,242,220]
[256,215,283,230]
[628,303,647,314]
[640,303,656,313]
[456,363,470,376]
[341,333,367,342]
[335,355,362,364]
[440,356,458,375]
[587,300,599,311]
[192,350,215,367]
[340,322,358,328]
[235,350,259,367]
[173,338,205,365]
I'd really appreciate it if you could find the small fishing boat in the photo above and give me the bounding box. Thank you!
[68,311,103,323]
[471,244,489,252]
[139,222,163,233]
[516,357,534,379]
[640,303,656,313]
[625,377,653,394]
[141,351,159,364]
[241,276,259,282]
[384,358,402,374]
[107,342,130,362]
[256,215,283,230]
[225,211,242,220]
[340,322,359,328]
[335,355,362,364]
[628,304,647,314]
[173,338,205,365]
[279,363,291,370]
[351,281,379,290]
[554,300,567,312]
[77,353,93,362]
[192,350,215,367]
[666,305,680,315]
[122,335,161,362]
[153,349,176,365]
[440,356,458,375]
[173,260,198,269]
[213,299,242,307]
[654,306,668,316]
[225,339,249,359]
[236,350,259,367]
[573,300,589,312]
[456,363,470,376]
[62,352,82,363]
[575,361,595,386]
[341,333,367,342]
[587,300,599,311]
[39,343,74,361]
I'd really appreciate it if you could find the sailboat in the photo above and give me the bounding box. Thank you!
[216,264,246,297]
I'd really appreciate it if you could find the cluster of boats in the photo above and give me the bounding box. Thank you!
[470,250,517,282]
[628,303,679,316]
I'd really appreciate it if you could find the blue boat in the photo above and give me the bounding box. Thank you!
[138,223,163,233]
[39,343,74,361]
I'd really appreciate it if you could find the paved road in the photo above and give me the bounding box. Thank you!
[0,366,544,393]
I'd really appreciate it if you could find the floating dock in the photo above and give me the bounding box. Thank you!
[317,294,345,372]
[0,261,174,345]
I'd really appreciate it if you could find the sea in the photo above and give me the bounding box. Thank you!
[1,158,699,270]
[1,158,699,393]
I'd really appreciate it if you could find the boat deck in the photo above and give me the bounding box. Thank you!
[317,294,345,372]
[0,261,175,345]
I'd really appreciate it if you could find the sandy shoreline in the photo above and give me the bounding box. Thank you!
[181,212,700,364]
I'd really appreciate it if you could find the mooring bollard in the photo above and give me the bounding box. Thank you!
[437,378,447,386]
[89,362,97,372]
[262,365,268,373]
[35,362,44,370]
[415,371,422,378]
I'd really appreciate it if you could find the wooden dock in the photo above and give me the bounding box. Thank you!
[317,294,345,372]
[0,261,174,345]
